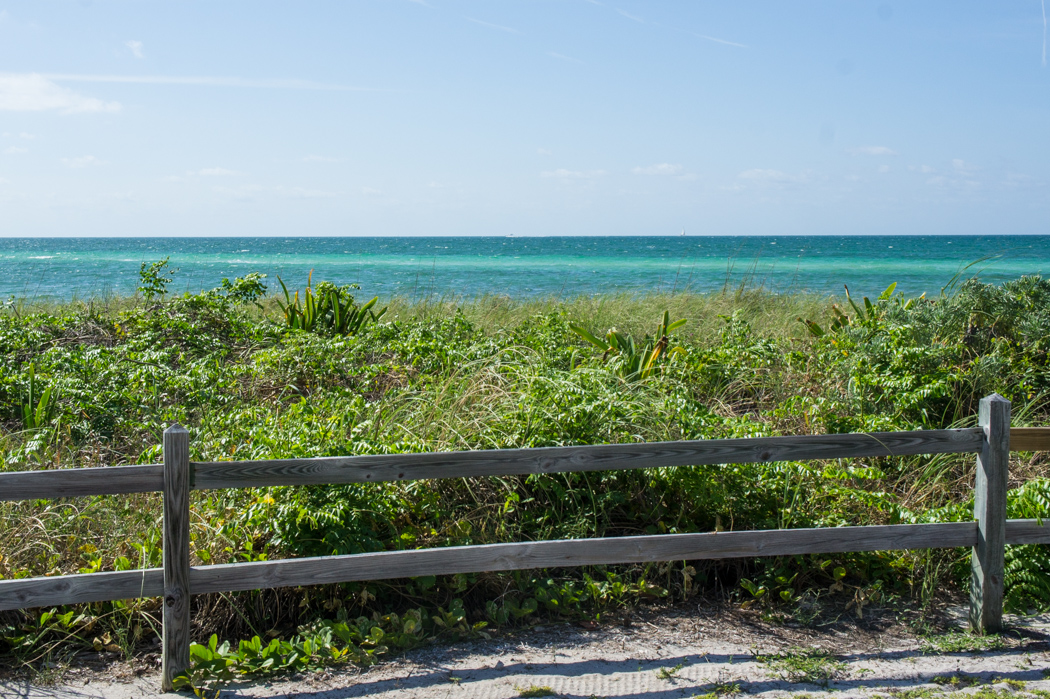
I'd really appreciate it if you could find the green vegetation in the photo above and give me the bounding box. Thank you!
[932,674,980,687]
[921,632,1005,654]
[700,678,743,697]
[885,688,1048,699]
[757,647,846,686]
[3,269,1050,682]
[172,611,427,695]
[656,660,688,680]
[570,310,686,380]
[275,272,386,334]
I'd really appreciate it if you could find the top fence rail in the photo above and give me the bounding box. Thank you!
[9,424,1050,503]
[0,427,997,502]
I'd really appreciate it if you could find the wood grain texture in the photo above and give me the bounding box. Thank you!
[162,425,191,692]
[192,428,985,490]
[971,394,1010,634]
[0,569,163,611]
[188,522,978,595]
[3,518,1046,614]
[1009,428,1050,452]
[1005,519,1050,545]
[0,464,163,502]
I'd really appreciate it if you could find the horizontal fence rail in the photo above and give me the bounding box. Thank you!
[0,569,164,612]
[2,396,1049,689]
[1009,428,1050,452]
[190,428,987,490]
[0,463,163,501]
[0,427,995,502]
[6,519,1050,612]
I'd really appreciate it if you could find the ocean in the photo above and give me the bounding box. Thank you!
[2,235,1049,301]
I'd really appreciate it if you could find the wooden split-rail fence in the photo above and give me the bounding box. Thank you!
[3,393,1050,690]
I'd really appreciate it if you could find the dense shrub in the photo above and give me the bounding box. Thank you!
[3,274,1050,663]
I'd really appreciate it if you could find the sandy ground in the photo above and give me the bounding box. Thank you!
[4,604,1050,699]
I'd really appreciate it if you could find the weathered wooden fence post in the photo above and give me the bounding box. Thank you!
[970,393,1010,634]
[162,425,191,691]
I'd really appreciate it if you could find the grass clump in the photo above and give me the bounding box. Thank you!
[517,685,557,697]
[932,674,979,687]
[656,660,688,680]
[689,672,743,698]
[921,632,1005,654]
[758,647,846,686]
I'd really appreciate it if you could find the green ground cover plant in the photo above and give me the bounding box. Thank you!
[2,269,1050,681]
[757,646,847,686]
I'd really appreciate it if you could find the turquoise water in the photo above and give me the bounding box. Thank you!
[2,236,1049,300]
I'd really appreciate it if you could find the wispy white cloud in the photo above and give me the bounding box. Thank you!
[909,164,936,174]
[738,168,809,184]
[632,163,683,175]
[196,167,239,176]
[213,184,339,200]
[18,132,33,139]
[1003,172,1036,189]
[288,187,337,199]
[3,146,28,154]
[920,161,981,190]
[617,9,644,23]
[125,40,144,59]
[687,32,747,49]
[0,73,121,113]
[40,73,384,92]
[848,145,897,156]
[541,168,607,179]
[302,155,343,163]
[61,155,99,168]
[877,164,891,173]
[362,187,384,195]
[925,174,981,191]
[465,17,522,34]
[548,52,584,64]
[212,184,264,201]
[537,148,552,156]
[165,167,241,180]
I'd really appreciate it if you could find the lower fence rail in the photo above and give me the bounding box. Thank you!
[5,518,1050,612]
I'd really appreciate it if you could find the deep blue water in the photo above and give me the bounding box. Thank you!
[1,236,1048,300]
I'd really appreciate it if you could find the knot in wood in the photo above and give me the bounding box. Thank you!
[165,594,178,607]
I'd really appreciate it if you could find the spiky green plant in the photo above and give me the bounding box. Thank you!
[276,272,386,335]
[570,310,686,381]
[799,282,921,337]
[20,362,57,431]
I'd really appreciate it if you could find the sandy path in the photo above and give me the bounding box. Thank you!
[4,605,1050,699]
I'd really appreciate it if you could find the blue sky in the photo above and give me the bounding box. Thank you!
[0,1,1048,237]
